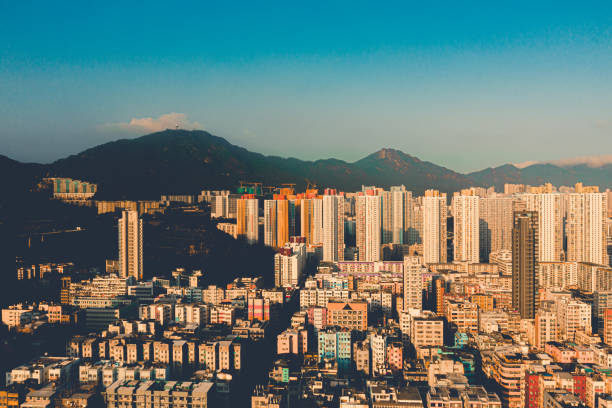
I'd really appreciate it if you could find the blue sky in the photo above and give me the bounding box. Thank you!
[1,1,612,172]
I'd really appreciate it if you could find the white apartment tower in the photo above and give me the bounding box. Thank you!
[381,190,393,244]
[452,192,480,263]
[300,198,324,245]
[403,256,424,311]
[404,196,421,245]
[422,190,447,264]
[566,192,608,265]
[521,193,563,262]
[356,193,382,262]
[312,198,324,244]
[323,194,345,262]
[381,186,409,245]
[118,210,143,280]
[479,196,514,261]
[391,186,408,244]
[237,197,259,244]
[264,200,278,247]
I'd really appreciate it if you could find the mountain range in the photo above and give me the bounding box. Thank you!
[3,129,612,200]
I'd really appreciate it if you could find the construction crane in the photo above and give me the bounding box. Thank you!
[305,179,317,190]
[239,181,263,188]
[279,183,296,196]
[238,181,263,195]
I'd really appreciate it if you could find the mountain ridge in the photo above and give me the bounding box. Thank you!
[3,129,612,200]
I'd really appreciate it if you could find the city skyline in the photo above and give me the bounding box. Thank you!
[2,2,612,171]
[6,3,612,407]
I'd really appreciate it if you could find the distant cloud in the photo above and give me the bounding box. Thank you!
[514,160,540,169]
[514,155,612,169]
[99,112,203,133]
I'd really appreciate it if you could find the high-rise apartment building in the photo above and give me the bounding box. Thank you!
[403,256,424,311]
[211,194,229,218]
[604,308,612,346]
[520,193,563,262]
[370,332,387,376]
[479,196,514,261]
[452,191,480,263]
[381,190,393,244]
[300,197,323,245]
[391,186,408,244]
[118,210,143,280]
[422,190,447,264]
[236,196,259,244]
[263,197,296,248]
[512,210,539,319]
[594,292,612,336]
[356,192,381,262]
[274,241,306,287]
[566,192,608,265]
[323,194,345,262]
[534,309,557,349]
[264,199,278,247]
[380,186,408,245]
[405,197,421,245]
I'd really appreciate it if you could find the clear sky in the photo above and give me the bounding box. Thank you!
[2,1,612,172]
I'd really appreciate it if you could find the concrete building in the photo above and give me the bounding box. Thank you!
[356,192,382,262]
[323,194,345,262]
[6,357,80,386]
[520,193,563,262]
[594,292,612,335]
[403,256,424,311]
[237,196,259,244]
[277,328,308,355]
[444,300,478,334]
[274,241,306,287]
[318,327,353,372]
[422,190,447,264]
[539,262,578,291]
[558,299,591,341]
[264,198,296,248]
[1,305,33,328]
[411,312,444,349]
[370,333,387,376]
[104,380,214,408]
[512,210,539,319]
[535,309,558,349]
[603,308,612,346]
[326,300,368,331]
[577,262,612,292]
[452,191,480,263]
[353,339,370,376]
[301,197,324,245]
[479,196,515,262]
[118,210,143,280]
[543,389,586,408]
[566,192,608,266]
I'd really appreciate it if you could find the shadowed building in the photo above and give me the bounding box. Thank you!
[512,210,539,319]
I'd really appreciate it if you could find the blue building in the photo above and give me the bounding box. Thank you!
[317,327,353,372]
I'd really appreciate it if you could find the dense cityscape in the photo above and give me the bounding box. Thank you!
[4,3,612,408]
[4,178,612,408]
